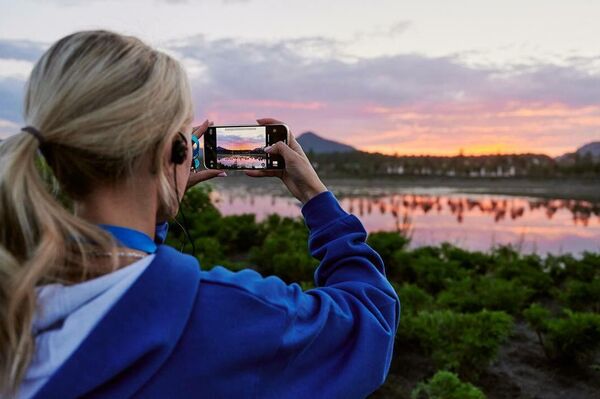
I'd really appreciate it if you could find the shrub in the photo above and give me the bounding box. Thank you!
[216,214,261,254]
[523,303,550,332]
[544,252,600,286]
[171,185,222,240]
[367,231,410,266]
[492,253,553,297]
[411,370,486,399]
[437,277,532,314]
[558,278,600,313]
[394,283,434,315]
[525,304,600,364]
[193,237,225,268]
[249,217,317,283]
[393,247,468,295]
[404,310,513,377]
[388,250,417,282]
[546,311,600,363]
[440,243,492,276]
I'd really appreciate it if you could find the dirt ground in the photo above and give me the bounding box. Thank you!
[369,321,600,399]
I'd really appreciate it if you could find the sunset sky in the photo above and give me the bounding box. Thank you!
[0,0,599,156]
[217,128,265,151]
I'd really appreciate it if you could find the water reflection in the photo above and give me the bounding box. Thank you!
[210,188,600,255]
[218,154,266,169]
[342,195,599,227]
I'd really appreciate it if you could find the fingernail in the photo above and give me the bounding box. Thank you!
[218,172,227,177]
[264,145,272,152]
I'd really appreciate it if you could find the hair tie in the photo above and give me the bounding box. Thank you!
[21,126,45,146]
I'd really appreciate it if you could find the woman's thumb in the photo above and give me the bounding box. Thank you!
[265,141,294,158]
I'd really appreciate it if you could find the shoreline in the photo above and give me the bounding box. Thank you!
[325,177,600,202]
[208,174,600,202]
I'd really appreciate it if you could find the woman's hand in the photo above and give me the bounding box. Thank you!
[245,118,327,204]
[186,119,226,190]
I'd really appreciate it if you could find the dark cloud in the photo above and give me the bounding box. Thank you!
[1,34,599,130]
[0,78,25,122]
[0,39,47,62]
[169,35,600,111]
[494,64,600,107]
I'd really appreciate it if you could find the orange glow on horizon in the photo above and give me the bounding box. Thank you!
[359,143,527,157]
[351,102,600,156]
[201,100,600,157]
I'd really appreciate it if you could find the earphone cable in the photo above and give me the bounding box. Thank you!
[173,164,196,257]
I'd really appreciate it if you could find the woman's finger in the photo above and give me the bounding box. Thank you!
[256,117,283,125]
[287,132,305,154]
[193,119,212,138]
[187,169,226,188]
[257,117,299,151]
[245,170,282,178]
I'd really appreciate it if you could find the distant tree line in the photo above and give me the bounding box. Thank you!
[305,151,600,178]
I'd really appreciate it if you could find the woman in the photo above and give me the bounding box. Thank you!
[0,30,400,398]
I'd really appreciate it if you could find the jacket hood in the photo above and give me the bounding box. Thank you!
[32,246,200,399]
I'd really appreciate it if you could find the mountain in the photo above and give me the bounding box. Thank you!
[297,132,357,154]
[576,142,600,159]
[557,141,600,162]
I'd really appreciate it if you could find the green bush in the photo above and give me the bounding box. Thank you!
[216,214,262,254]
[545,310,600,362]
[411,370,486,399]
[491,252,553,297]
[403,310,513,377]
[558,278,600,313]
[249,216,317,283]
[523,303,550,332]
[525,304,600,364]
[170,185,222,241]
[393,247,468,295]
[544,252,600,286]
[192,236,225,268]
[440,243,492,276]
[367,231,410,266]
[394,283,434,315]
[437,276,532,314]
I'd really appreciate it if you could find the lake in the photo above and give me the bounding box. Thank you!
[207,177,600,255]
[217,154,266,169]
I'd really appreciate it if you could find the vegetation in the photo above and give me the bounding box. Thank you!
[306,150,600,178]
[400,310,513,377]
[168,185,600,398]
[411,371,486,399]
[524,304,600,364]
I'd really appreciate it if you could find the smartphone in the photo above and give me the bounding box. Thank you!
[203,124,288,170]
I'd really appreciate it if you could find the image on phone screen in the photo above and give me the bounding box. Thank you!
[216,126,267,169]
[204,125,286,170]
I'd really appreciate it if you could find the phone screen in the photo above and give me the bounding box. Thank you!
[204,125,287,169]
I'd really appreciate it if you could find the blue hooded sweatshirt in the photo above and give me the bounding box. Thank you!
[27,191,401,398]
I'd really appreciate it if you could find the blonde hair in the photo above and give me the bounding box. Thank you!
[0,30,193,395]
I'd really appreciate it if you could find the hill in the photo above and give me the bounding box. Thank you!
[296,131,357,154]
[576,141,600,159]
[556,141,600,163]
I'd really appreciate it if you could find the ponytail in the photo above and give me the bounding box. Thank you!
[0,132,116,395]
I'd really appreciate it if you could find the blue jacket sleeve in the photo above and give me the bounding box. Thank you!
[154,222,169,244]
[262,191,401,399]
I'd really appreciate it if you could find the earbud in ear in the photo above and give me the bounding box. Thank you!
[171,132,188,165]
